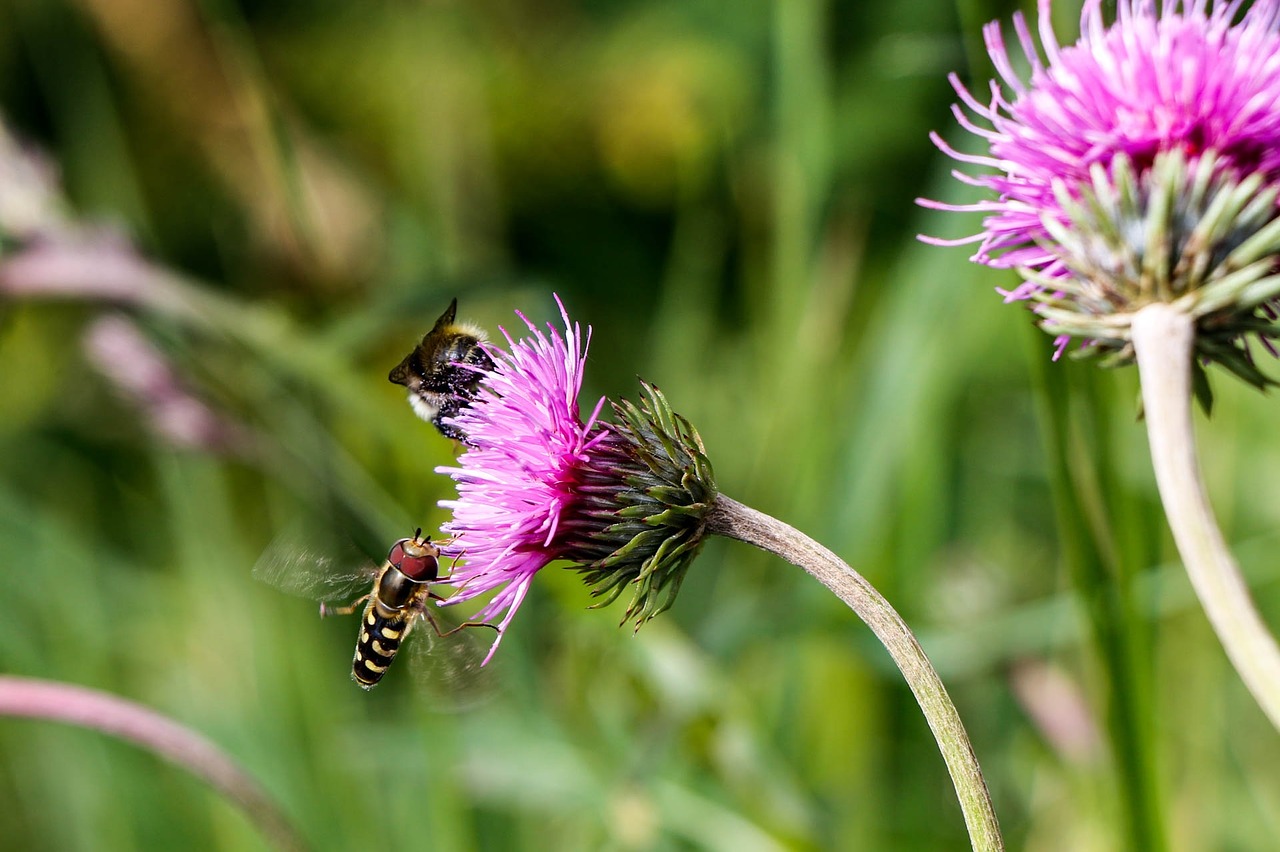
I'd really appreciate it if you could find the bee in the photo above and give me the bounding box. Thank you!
[321,530,496,690]
[254,527,497,692]
[388,298,493,442]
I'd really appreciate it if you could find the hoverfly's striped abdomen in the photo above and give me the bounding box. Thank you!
[344,533,445,690]
[352,604,412,690]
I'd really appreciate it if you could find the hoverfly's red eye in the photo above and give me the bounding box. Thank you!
[387,536,439,580]
[386,540,408,565]
[397,554,436,580]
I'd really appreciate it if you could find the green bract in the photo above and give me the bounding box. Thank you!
[1026,150,1280,393]
[573,381,717,627]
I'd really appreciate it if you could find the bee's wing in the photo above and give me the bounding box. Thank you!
[399,600,499,710]
[252,525,376,603]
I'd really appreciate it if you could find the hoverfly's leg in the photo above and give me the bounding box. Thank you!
[320,594,369,618]
[432,546,470,586]
[426,582,479,602]
[422,610,499,637]
[428,536,460,556]
[438,620,499,636]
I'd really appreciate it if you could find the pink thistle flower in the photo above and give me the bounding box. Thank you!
[432,297,715,662]
[394,302,1006,845]
[922,0,1280,380]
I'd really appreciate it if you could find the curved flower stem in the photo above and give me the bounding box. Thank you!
[1131,303,1280,731]
[0,676,308,852]
[705,495,1004,852]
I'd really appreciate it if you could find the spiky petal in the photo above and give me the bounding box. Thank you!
[435,298,610,662]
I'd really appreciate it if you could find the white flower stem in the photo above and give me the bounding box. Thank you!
[1131,302,1280,731]
[706,495,1004,852]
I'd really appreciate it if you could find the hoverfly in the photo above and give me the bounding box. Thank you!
[255,527,496,692]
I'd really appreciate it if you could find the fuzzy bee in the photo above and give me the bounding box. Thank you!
[388,298,492,442]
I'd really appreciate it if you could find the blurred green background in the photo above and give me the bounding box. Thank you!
[2,0,1279,849]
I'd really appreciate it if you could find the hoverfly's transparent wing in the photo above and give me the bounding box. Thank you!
[252,523,376,605]
[398,599,499,711]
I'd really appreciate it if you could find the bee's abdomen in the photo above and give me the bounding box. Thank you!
[352,607,409,690]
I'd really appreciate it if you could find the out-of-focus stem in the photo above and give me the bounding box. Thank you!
[0,676,308,851]
[1131,302,1280,731]
[706,495,1004,852]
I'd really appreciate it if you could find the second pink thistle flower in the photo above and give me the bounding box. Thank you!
[923,0,1280,372]
[922,0,1280,734]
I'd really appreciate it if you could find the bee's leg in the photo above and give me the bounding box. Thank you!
[433,411,468,444]
[320,594,369,618]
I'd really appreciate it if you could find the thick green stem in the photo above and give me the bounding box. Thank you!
[1131,302,1280,731]
[705,495,1004,852]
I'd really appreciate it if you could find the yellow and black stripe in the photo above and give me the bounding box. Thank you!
[352,605,410,690]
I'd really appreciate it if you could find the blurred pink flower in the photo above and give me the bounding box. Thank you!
[1,232,198,318]
[84,315,250,454]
